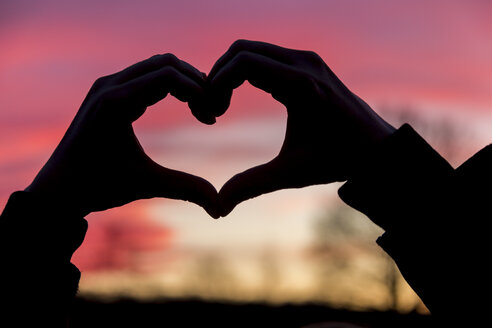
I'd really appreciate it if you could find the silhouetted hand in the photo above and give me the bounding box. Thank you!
[26,54,219,218]
[202,40,396,216]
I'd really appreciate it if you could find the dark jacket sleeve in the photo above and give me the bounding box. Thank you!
[0,191,88,327]
[338,124,491,321]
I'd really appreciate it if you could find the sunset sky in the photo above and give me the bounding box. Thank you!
[1,0,492,309]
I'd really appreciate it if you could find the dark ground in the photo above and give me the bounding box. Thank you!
[69,297,434,328]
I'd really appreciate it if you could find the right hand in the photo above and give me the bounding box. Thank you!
[197,40,395,216]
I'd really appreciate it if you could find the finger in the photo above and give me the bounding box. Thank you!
[210,51,306,107]
[105,66,215,124]
[188,79,229,124]
[145,163,220,219]
[218,158,288,217]
[112,53,205,87]
[208,40,299,80]
[116,55,211,123]
[188,83,233,120]
[194,41,302,119]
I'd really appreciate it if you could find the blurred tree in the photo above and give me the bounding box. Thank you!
[185,252,239,300]
[259,247,281,301]
[310,206,390,308]
[311,107,467,311]
[379,106,469,311]
[380,105,470,166]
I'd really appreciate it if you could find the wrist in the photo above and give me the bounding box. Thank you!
[355,97,396,147]
[1,191,88,261]
[26,171,91,217]
[336,92,396,180]
[339,123,454,231]
[24,184,89,218]
[344,117,396,181]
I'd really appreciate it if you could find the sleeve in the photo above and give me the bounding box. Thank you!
[0,191,88,327]
[338,124,491,321]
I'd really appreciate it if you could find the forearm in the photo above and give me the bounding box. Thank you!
[338,124,460,313]
[0,191,87,327]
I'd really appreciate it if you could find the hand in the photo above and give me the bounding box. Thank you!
[26,54,219,218]
[201,40,396,216]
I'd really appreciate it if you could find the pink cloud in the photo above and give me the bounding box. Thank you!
[72,202,173,272]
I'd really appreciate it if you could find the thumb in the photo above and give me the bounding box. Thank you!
[144,162,220,219]
[218,158,286,217]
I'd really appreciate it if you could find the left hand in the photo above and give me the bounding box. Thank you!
[26,54,219,218]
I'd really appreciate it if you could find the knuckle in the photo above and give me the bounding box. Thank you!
[148,53,179,67]
[233,51,253,65]
[146,54,162,65]
[91,75,111,91]
[296,72,320,93]
[153,67,180,88]
[230,39,250,52]
[159,66,179,79]
[160,53,179,65]
[303,50,324,64]
[149,54,162,60]
[94,89,117,109]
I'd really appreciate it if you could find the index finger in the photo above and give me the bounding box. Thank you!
[208,40,299,80]
[102,66,215,124]
[113,53,205,87]
[209,51,306,107]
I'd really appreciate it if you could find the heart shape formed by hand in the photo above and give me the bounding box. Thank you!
[33,40,390,220]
